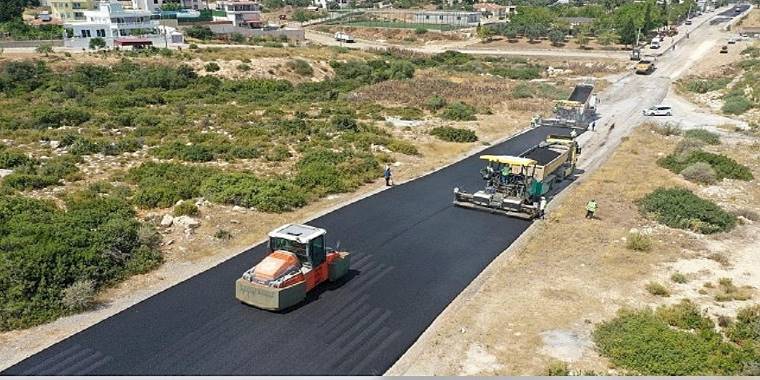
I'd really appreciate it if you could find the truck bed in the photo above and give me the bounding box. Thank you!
[568,85,593,103]
[522,146,562,165]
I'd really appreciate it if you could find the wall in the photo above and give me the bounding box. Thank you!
[0,40,64,48]
[206,25,305,41]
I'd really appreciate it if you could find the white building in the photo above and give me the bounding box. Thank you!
[64,1,183,48]
[131,0,207,12]
[214,0,263,27]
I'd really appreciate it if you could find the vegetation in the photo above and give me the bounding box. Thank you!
[680,162,717,185]
[645,282,670,297]
[625,232,652,252]
[0,192,162,330]
[593,304,760,375]
[670,272,688,284]
[89,37,107,50]
[185,25,214,40]
[287,59,313,76]
[637,187,736,234]
[441,101,476,121]
[681,77,731,94]
[429,126,478,143]
[723,94,752,115]
[683,129,720,145]
[659,150,753,181]
[173,201,199,216]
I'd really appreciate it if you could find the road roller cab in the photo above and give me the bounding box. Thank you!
[236,224,351,311]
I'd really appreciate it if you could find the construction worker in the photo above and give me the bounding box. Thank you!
[539,196,547,219]
[585,199,598,219]
[384,164,392,186]
[570,129,577,138]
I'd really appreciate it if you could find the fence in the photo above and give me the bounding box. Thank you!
[0,39,63,48]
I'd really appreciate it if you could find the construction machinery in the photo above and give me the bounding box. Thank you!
[532,84,597,130]
[235,224,351,311]
[635,58,656,75]
[453,135,580,219]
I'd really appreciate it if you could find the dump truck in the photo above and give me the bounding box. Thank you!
[635,58,655,74]
[453,135,580,219]
[236,224,350,311]
[532,84,597,130]
[334,32,354,43]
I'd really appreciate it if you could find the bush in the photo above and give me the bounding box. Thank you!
[646,282,670,296]
[173,201,199,216]
[89,37,106,50]
[424,95,447,111]
[186,25,214,40]
[652,123,682,136]
[287,59,313,76]
[430,126,478,143]
[659,151,753,181]
[684,129,721,145]
[511,82,533,99]
[214,228,233,240]
[61,280,96,312]
[544,361,569,375]
[204,62,221,72]
[655,299,712,331]
[680,162,717,184]
[414,27,428,35]
[237,63,251,72]
[441,101,476,121]
[728,305,760,343]
[723,95,752,115]
[330,114,358,131]
[673,138,705,157]
[0,147,34,169]
[593,307,758,375]
[626,232,652,252]
[637,187,737,234]
[682,77,731,94]
[671,272,688,284]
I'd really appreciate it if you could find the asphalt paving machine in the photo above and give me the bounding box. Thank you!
[532,84,597,130]
[236,224,350,311]
[453,135,580,219]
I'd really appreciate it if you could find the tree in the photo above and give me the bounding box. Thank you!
[477,24,496,42]
[35,43,53,56]
[618,16,638,46]
[548,29,565,46]
[89,37,106,50]
[525,24,544,42]
[597,30,619,47]
[504,25,518,41]
[574,26,590,48]
[0,0,25,22]
[185,25,214,40]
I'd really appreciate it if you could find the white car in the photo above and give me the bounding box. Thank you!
[728,37,736,44]
[643,105,672,116]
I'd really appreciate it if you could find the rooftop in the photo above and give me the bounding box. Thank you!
[269,224,326,244]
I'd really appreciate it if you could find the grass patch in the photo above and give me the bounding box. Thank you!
[652,123,682,136]
[683,129,721,145]
[638,187,736,234]
[723,94,752,115]
[680,77,731,94]
[441,101,477,121]
[680,162,717,185]
[173,201,199,216]
[670,272,688,284]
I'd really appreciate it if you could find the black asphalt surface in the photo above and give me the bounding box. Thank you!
[4,126,570,376]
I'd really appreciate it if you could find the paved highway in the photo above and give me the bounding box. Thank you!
[4,126,570,375]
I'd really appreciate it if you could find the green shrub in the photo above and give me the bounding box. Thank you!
[0,193,160,330]
[0,147,34,169]
[441,101,476,121]
[214,228,233,240]
[173,201,199,216]
[673,138,705,157]
[237,63,251,72]
[204,62,221,72]
[544,361,569,375]
[126,162,215,208]
[652,123,682,136]
[626,232,652,252]
[728,305,760,343]
[330,114,359,131]
[637,187,737,234]
[489,65,542,80]
[593,308,757,375]
[659,151,753,181]
[186,25,214,40]
[414,27,428,34]
[430,126,478,142]
[2,173,58,190]
[387,139,419,155]
[655,299,713,331]
[425,95,447,111]
[684,129,721,145]
[646,282,670,297]
[287,59,313,76]
[511,82,533,99]
[723,95,752,115]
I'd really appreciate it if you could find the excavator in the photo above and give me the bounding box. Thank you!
[235,224,351,311]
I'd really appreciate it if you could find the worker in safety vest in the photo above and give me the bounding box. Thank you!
[539,196,547,219]
[585,199,597,219]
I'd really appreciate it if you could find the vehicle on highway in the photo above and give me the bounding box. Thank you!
[642,105,672,116]
[453,135,580,219]
[650,37,661,49]
[685,19,692,25]
[635,59,655,75]
[236,224,351,311]
[735,6,742,13]
[334,32,354,43]
[721,45,728,53]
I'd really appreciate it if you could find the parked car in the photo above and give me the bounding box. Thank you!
[728,37,736,44]
[643,105,672,116]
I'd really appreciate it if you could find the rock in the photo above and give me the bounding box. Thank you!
[0,169,13,178]
[232,205,246,212]
[160,214,174,227]
[175,215,200,229]
[163,239,174,246]
[230,219,240,224]
[50,140,60,149]
[175,199,184,206]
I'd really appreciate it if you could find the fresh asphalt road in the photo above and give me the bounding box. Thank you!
[4,126,570,376]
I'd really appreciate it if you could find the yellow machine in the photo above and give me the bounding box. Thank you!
[636,59,655,75]
[453,135,580,219]
[533,84,597,130]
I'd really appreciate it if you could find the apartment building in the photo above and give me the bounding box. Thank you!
[49,0,95,21]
